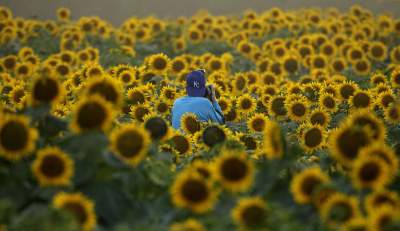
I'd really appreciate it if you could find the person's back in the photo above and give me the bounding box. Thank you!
[171,69,224,130]
[172,96,223,129]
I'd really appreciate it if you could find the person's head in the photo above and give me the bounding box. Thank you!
[186,69,206,97]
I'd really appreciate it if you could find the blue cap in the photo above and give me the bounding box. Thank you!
[186,70,206,97]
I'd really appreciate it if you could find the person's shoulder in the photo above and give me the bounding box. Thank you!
[192,97,213,106]
[173,96,187,104]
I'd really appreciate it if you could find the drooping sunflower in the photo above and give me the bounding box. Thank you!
[262,120,284,160]
[53,192,96,231]
[0,114,38,161]
[30,74,63,106]
[180,113,201,135]
[70,95,114,133]
[170,171,216,213]
[143,114,170,141]
[320,193,360,228]
[247,113,268,133]
[231,197,268,229]
[329,123,372,167]
[301,124,326,153]
[351,155,391,189]
[212,149,254,192]
[84,75,123,106]
[32,146,74,186]
[365,190,399,215]
[110,123,150,166]
[169,218,206,231]
[290,167,330,204]
[146,53,170,75]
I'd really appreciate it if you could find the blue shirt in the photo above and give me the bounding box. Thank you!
[172,96,224,130]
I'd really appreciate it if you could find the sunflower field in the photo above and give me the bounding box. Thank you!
[0,4,400,231]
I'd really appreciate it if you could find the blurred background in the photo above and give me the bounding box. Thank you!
[2,0,400,25]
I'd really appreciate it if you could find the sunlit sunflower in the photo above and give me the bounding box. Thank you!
[160,85,178,104]
[231,197,268,229]
[320,193,360,228]
[236,94,256,115]
[130,103,151,122]
[32,146,74,186]
[301,125,326,153]
[0,104,33,155]
[368,41,387,61]
[15,62,33,79]
[310,54,328,70]
[339,81,358,101]
[384,104,400,124]
[155,101,170,116]
[53,192,96,231]
[365,190,399,215]
[143,114,170,141]
[70,95,114,133]
[391,70,400,88]
[329,123,372,167]
[268,95,287,119]
[309,109,330,128]
[376,90,395,110]
[290,167,330,204]
[319,93,338,112]
[286,99,309,122]
[351,155,391,189]
[171,171,217,213]
[169,218,206,231]
[127,87,147,106]
[247,113,268,133]
[169,57,188,76]
[180,113,201,135]
[212,149,254,192]
[330,57,347,74]
[352,58,371,76]
[345,109,386,141]
[84,76,123,106]
[110,123,150,166]
[262,120,284,160]
[147,53,170,75]
[30,74,63,105]
[359,142,398,176]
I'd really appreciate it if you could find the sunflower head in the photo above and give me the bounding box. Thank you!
[30,74,63,106]
[202,124,227,148]
[351,155,391,189]
[231,197,268,229]
[181,113,201,135]
[85,75,123,106]
[262,120,284,160]
[320,193,360,228]
[146,53,170,75]
[143,114,170,141]
[247,113,268,133]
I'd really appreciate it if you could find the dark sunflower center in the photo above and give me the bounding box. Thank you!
[0,121,29,152]
[328,202,353,224]
[323,97,335,108]
[88,82,118,104]
[202,126,226,147]
[305,128,323,148]
[77,102,107,130]
[271,97,287,116]
[183,116,200,134]
[182,179,208,203]
[284,59,298,73]
[221,157,247,182]
[359,162,380,182]
[371,46,384,57]
[340,85,355,99]
[241,205,266,227]
[172,60,184,72]
[240,98,252,110]
[153,58,167,70]
[63,202,88,224]
[133,106,149,122]
[57,65,69,76]
[33,78,60,103]
[291,103,306,117]
[116,130,144,158]
[40,154,65,178]
[144,117,168,140]
[311,113,326,126]
[240,135,257,150]
[337,128,369,161]
[171,135,189,155]
[157,102,168,113]
[301,176,322,196]
[251,118,265,132]
[355,61,368,72]
[129,91,145,105]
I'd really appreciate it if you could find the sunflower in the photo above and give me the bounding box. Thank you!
[231,197,268,229]
[368,41,387,61]
[30,74,63,105]
[130,103,151,123]
[170,132,191,156]
[233,73,248,93]
[0,115,38,161]
[85,76,123,106]
[32,146,74,186]
[346,109,386,141]
[290,167,330,204]
[319,93,338,112]
[70,95,114,133]
[376,90,395,109]
[217,97,232,113]
[53,192,96,231]
[170,171,216,213]
[187,27,204,44]
[282,55,300,74]
[340,218,368,231]
[301,125,326,153]
[169,57,187,75]
[155,101,170,116]
[330,57,347,73]
[189,159,212,179]
[15,62,33,79]
[384,104,400,124]
[147,53,170,75]
[359,143,398,176]
[320,193,360,228]
[390,46,400,64]
[202,124,227,148]
[309,109,330,127]
[262,120,284,160]
[338,81,358,101]
[181,113,201,135]
[225,108,239,122]
[310,54,328,70]
[118,70,136,85]
[160,85,178,104]
[391,70,400,88]
[351,155,391,189]
[349,90,373,109]
[169,218,206,231]
[347,46,364,63]
[286,99,309,122]
[365,190,399,215]
[329,123,372,167]
[352,58,371,76]
[247,113,268,133]
[110,123,150,166]
[143,115,170,141]
[268,95,287,119]
[236,94,256,115]
[1,55,17,72]
[127,87,146,106]
[369,205,400,231]
[212,149,254,192]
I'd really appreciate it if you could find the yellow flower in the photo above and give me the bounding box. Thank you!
[247,113,268,133]
[351,155,391,189]
[181,113,201,135]
[231,197,268,229]
[32,147,74,186]
[170,218,206,231]
[262,120,284,160]
[320,193,360,228]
